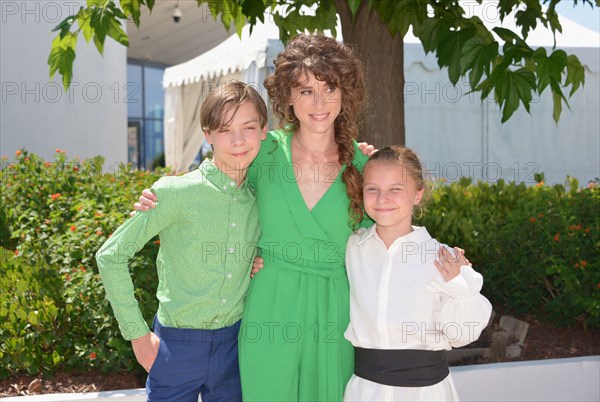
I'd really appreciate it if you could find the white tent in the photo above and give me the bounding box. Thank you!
[163,4,599,184]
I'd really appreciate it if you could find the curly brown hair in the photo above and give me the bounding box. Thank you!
[264,34,366,226]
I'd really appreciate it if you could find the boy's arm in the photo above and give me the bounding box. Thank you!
[95,182,175,340]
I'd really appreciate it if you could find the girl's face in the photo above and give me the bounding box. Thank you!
[362,161,424,237]
[290,71,342,137]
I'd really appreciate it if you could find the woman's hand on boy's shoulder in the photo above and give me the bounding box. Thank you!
[130,189,158,217]
[131,331,160,373]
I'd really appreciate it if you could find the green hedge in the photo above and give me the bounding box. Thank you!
[417,175,600,328]
[0,150,164,378]
[0,150,598,379]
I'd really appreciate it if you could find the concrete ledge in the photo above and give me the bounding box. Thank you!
[451,356,600,401]
[2,356,598,401]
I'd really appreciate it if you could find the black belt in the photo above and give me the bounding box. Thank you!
[354,347,449,387]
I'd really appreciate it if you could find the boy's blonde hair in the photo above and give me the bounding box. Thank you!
[201,81,268,132]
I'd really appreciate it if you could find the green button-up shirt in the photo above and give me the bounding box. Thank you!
[95,160,260,340]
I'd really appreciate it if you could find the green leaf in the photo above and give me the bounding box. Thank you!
[16,308,26,321]
[552,88,562,123]
[28,311,38,326]
[372,0,427,37]
[106,18,129,47]
[52,16,75,39]
[413,18,441,53]
[145,0,155,11]
[461,36,498,88]
[52,350,62,365]
[122,0,142,27]
[437,28,474,85]
[514,1,542,38]
[348,0,362,17]
[47,33,77,89]
[565,55,585,96]
[242,0,266,24]
[493,27,521,44]
[77,13,94,43]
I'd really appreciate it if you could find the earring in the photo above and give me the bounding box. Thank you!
[412,205,423,220]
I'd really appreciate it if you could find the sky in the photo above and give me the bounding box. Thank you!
[555,1,600,32]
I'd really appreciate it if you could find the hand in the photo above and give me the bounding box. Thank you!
[358,142,378,157]
[130,189,158,217]
[435,247,469,282]
[131,331,161,373]
[250,256,264,279]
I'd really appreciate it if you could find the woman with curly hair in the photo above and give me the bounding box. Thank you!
[238,34,371,401]
[134,34,372,400]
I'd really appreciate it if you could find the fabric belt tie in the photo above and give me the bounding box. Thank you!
[354,347,449,387]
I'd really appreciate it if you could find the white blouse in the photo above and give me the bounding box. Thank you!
[343,225,493,402]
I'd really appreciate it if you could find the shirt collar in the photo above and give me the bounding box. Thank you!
[198,159,250,192]
[357,225,432,246]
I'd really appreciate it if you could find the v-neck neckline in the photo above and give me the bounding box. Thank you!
[286,133,344,214]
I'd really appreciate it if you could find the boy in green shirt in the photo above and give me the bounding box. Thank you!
[95,81,267,402]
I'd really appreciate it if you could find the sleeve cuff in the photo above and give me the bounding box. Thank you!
[427,265,484,299]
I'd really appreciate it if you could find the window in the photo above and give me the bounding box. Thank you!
[127,60,167,170]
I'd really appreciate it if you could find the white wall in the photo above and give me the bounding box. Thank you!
[404,45,600,186]
[0,0,127,169]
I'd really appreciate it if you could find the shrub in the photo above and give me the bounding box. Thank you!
[0,149,166,378]
[417,175,600,327]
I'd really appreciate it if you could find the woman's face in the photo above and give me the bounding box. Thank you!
[290,71,342,137]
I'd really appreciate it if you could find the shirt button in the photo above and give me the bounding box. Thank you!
[228,247,236,253]
[230,181,235,187]
[231,223,236,228]
[223,185,227,190]
[221,298,227,304]
[227,273,232,279]
[232,197,237,202]
[214,318,219,323]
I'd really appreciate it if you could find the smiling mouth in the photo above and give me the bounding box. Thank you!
[309,113,329,121]
[375,208,396,213]
[231,151,249,157]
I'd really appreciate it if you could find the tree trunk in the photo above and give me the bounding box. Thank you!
[336,0,405,147]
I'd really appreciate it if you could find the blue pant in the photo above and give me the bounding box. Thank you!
[146,318,242,402]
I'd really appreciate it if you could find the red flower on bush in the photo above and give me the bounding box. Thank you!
[70,225,76,232]
[15,150,22,156]
[585,227,590,233]
[55,148,61,153]
[581,260,588,267]
[50,193,61,200]
[529,217,536,223]
[575,262,580,268]
[554,233,560,242]
[44,161,52,167]
[80,266,86,272]
[14,249,19,256]
[536,181,544,187]
[73,166,79,172]
[538,213,545,218]
[575,224,582,230]
[568,225,576,230]
[89,352,97,359]
[154,240,160,245]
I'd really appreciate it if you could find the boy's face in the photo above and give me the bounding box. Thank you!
[204,101,267,183]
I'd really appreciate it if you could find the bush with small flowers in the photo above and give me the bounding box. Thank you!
[417,174,600,328]
[0,149,168,378]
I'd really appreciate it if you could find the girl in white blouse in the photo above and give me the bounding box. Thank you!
[343,146,493,402]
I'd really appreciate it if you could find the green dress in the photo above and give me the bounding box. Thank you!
[239,129,370,401]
